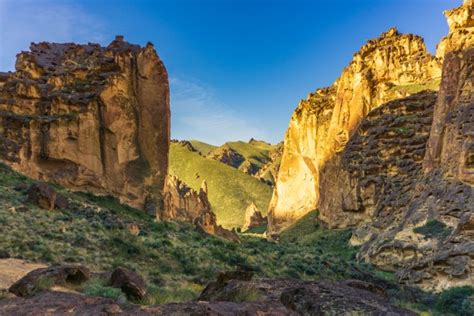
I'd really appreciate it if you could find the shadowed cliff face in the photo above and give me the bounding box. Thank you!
[268,28,442,235]
[0,37,170,213]
[317,1,474,292]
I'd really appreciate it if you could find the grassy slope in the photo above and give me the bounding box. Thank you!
[169,143,273,228]
[188,140,217,156]
[216,141,274,169]
[0,163,471,314]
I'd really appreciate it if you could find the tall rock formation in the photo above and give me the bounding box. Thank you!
[0,37,170,213]
[318,0,474,291]
[435,0,474,58]
[160,175,211,221]
[268,28,442,234]
[161,175,240,242]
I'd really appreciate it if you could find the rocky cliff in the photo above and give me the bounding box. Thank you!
[0,36,170,213]
[161,175,212,222]
[317,1,474,291]
[268,28,442,234]
[161,175,239,242]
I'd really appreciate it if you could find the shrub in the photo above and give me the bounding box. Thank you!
[435,286,474,315]
[414,220,452,239]
[82,278,124,300]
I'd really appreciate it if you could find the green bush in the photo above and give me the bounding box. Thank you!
[82,278,124,300]
[414,220,452,239]
[435,286,474,315]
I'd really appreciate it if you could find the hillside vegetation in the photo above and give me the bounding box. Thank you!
[1,163,472,314]
[168,142,273,228]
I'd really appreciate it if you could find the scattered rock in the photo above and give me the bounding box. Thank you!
[109,267,146,301]
[26,182,68,210]
[9,265,90,297]
[126,223,140,236]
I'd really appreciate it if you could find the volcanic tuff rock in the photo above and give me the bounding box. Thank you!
[161,175,239,242]
[243,202,267,231]
[0,36,170,214]
[436,0,474,59]
[319,1,474,291]
[268,27,442,234]
[319,48,474,292]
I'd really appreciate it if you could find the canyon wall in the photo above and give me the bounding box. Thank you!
[268,28,442,234]
[0,36,170,213]
[318,0,474,291]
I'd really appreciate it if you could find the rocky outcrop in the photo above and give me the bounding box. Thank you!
[243,202,267,231]
[268,28,442,234]
[319,91,437,228]
[318,1,474,292]
[436,0,474,58]
[208,146,245,169]
[198,270,415,315]
[0,36,170,214]
[26,182,69,210]
[160,175,211,221]
[161,175,239,242]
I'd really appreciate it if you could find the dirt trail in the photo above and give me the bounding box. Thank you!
[0,258,46,290]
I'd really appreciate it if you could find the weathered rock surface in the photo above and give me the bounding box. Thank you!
[161,175,240,242]
[160,175,211,221]
[110,267,147,300]
[9,265,90,297]
[26,182,69,210]
[268,27,442,234]
[199,271,415,315]
[208,146,245,169]
[436,0,474,58]
[0,36,170,213]
[0,275,415,315]
[242,202,267,231]
[316,2,474,292]
[319,91,437,229]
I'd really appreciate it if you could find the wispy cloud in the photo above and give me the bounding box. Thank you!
[0,0,105,70]
[170,77,268,145]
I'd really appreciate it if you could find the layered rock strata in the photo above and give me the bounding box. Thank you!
[268,28,442,234]
[0,36,170,213]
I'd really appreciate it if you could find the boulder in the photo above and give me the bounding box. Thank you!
[109,267,146,301]
[26,182,69,210]
[9,265,90,297]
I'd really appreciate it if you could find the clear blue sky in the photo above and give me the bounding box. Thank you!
[0,0,460,145]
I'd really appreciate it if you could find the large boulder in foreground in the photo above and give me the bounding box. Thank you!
[9,265,90,297]
[0,276,415,315]
[109,267,147,301]
[0,36,170,214]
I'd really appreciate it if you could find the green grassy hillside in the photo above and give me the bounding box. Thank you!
[209,140,274,170]
[1,163,471,314]
[188,140,217,156]
[169,143,273,228]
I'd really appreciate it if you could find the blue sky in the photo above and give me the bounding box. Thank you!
[0,0,460,145]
